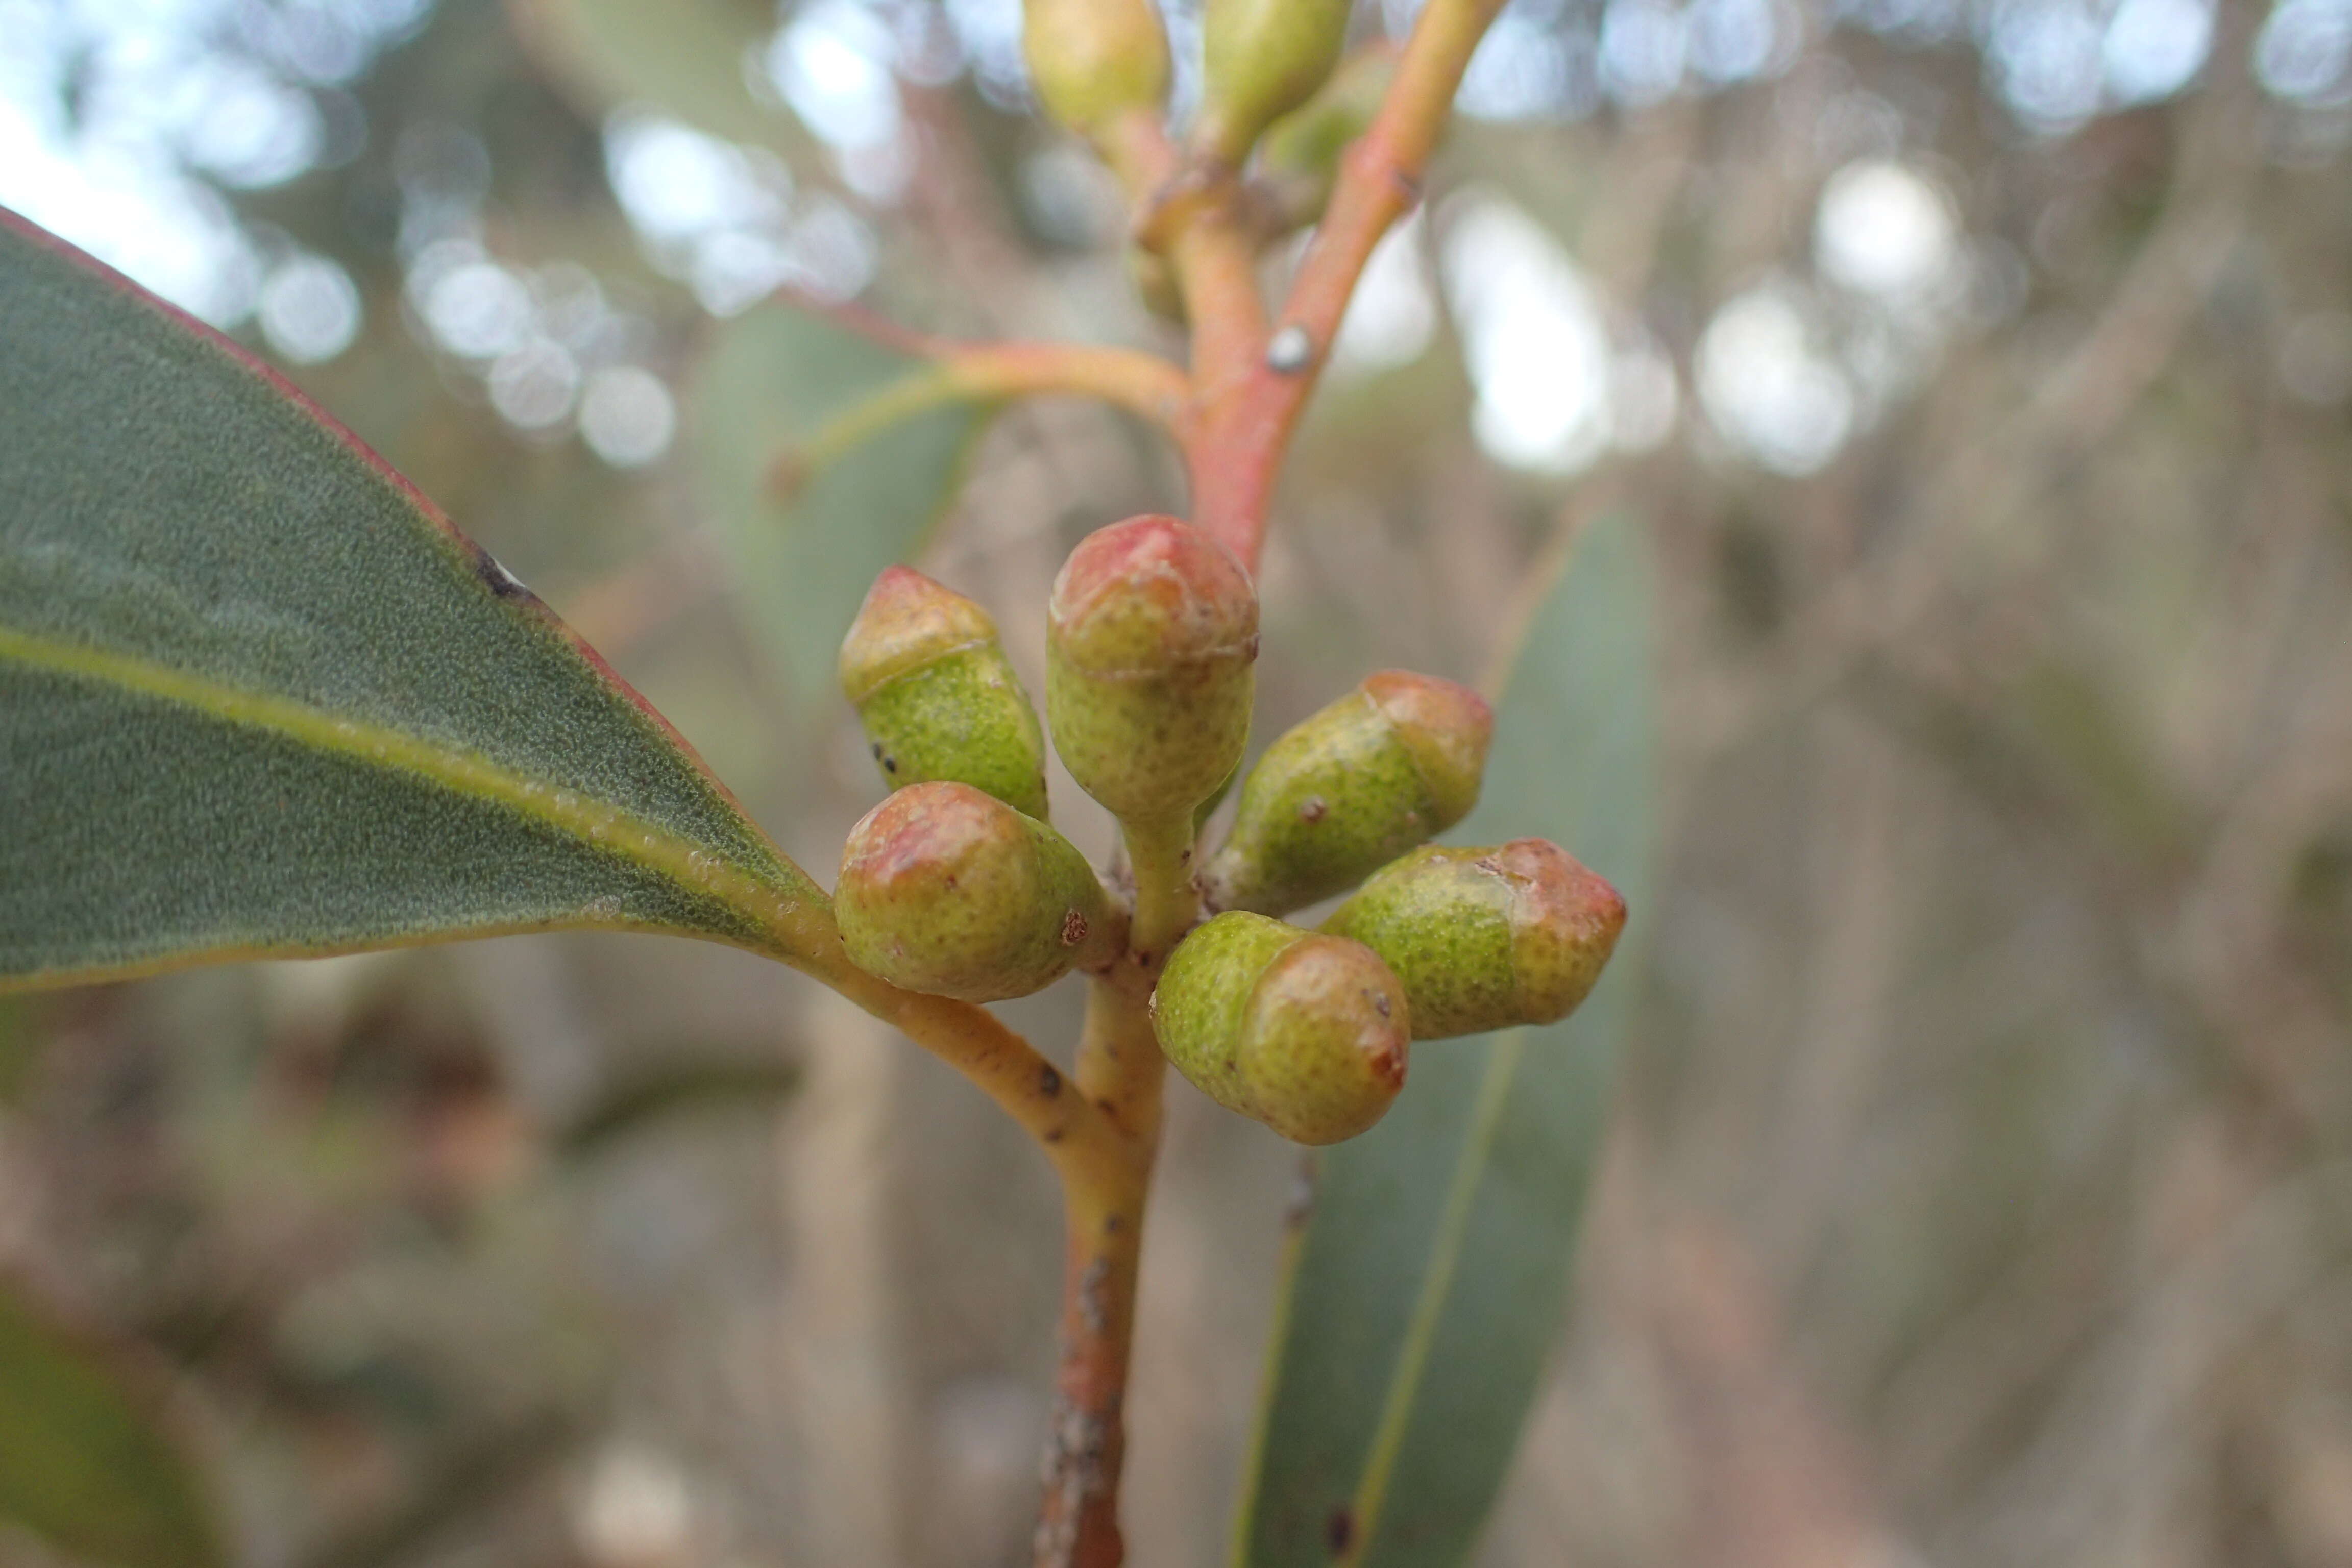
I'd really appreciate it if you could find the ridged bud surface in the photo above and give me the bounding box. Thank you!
[840,567,1050,821]
[1150,912,1408,1145]
[1322,840,1626,1040]
[1022,0,1170,138]
[836,782,1112,1002]
[1194,0,1352,165]
[1199,671,1492,916]
[1046,516,1258,826]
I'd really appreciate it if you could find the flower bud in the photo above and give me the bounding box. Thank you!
[1200,671,1492,916]
[840,567,1051,821]
[1194,0,1353,166]
[1255,45,1400,231]
[1046,516,1258,827]
[836,781,1113,1002]
[1151,912,1408,1145]
[1022,0,1170,141]
[1322,841,1626,1040]
[1126,244,1186,324]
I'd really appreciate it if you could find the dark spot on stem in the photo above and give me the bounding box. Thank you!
[1039,1062,1063,1097]
[1326,1507,1355,1555]
[871,742,884,758]
[1104,1213,1123,1234]
[882,756,898,773]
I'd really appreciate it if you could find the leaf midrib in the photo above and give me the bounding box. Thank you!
[0,624,821,966]
[1331,1028,1527,1565]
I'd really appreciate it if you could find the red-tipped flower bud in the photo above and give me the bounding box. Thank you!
[836,782,1114,1002]
[1023,0,1171,141]
[1199,670,1493,916]
[1193,0,1353,166]
[840,567,1050,820]
[1046,516,1258,827]
[1151,911,1408,1145]
[1322,841,1626,1040]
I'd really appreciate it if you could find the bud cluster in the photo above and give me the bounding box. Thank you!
[829,514,1624,1148]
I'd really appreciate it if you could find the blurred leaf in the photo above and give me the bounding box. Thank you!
[0,997,31,1102]
[1235,512,1658,1567]
[555,1057,802,1157]
[692,301,993,723]
[2011,657,2190,859]
[0,1282,226,1568]
[302,1410,579,1568]
[506,0,820,165]
[0,213,828,991]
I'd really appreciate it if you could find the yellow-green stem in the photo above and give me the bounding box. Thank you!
[1123,811,1203,967]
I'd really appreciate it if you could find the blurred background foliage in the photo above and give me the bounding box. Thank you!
[3,0,2351,1563]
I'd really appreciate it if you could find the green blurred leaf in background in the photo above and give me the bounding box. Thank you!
[0,1282,225,1568]
[505,0,822,167]
[692,300,996,727]
[1236,511,1658,1566]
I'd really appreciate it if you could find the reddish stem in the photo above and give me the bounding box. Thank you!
[1192,0,1508,571]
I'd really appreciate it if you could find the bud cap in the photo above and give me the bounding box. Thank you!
[1046,516,1259,825]
[840,568,1050,821]
[836,782,1112,1002]
[1322,840,1625,1040]
[1199,670,1492,916]
[1022,0,1171,138]
[1152,911,1408,1145]
[1195,0,1353,165]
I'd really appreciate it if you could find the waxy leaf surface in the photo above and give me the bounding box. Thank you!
[0,1282,225,1568]
[1236,512,1658,1566]
[693,301,992,724]
[0,212,824,991]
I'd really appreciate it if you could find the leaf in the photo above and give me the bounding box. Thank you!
[1233,512,1658,1567]
[0,212,828,992]
[507,0,820,166]
[555,1057,802,1157]
[0,1281,227,1568]
[692,300,994,724]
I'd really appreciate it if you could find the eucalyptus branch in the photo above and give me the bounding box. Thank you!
[1191,0,1509,568]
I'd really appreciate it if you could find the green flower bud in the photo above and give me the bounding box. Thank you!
[836,781,1113,1002]
[1046,515,1259,827]
[1151,912,1408,1145]
[1256,44,1400,231]
[840,567,1050,822]
[1200,670,1492,916]
[1023,0,1170,141]
[1322,841,1627,1040]
[1127,243,1186,324]
[1194,0,1353,166]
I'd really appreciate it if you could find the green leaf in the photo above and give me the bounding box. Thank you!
[692,301,994,723]
[0,1282,226,1568]
[508,0,820,166]
[555,1057,802,1158]
[0,212,828,992]
[1233,512,1658,1567]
